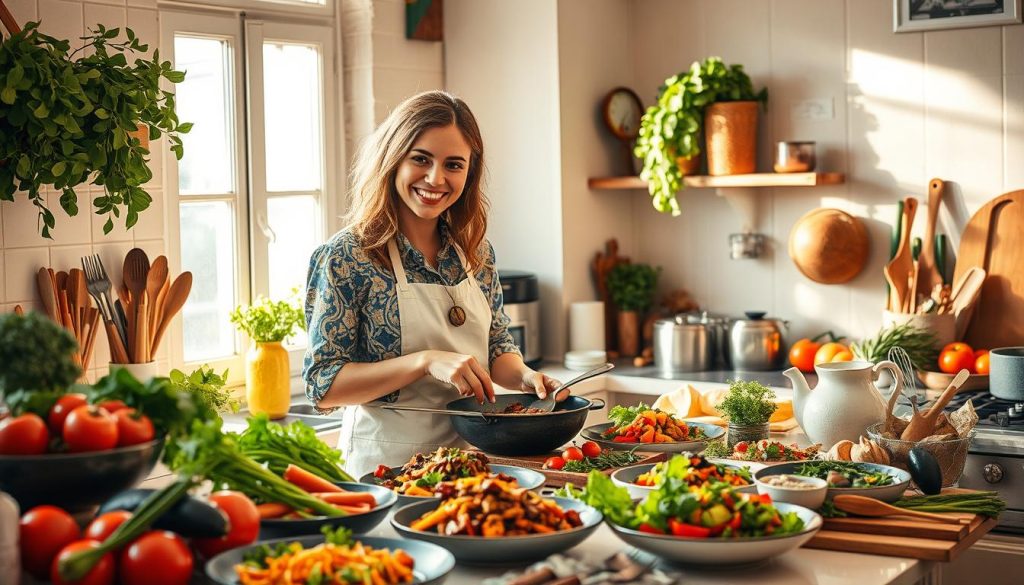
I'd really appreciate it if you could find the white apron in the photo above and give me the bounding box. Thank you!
[339,238,492,478]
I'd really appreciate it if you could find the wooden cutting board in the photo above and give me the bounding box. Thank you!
[953,189,1024,348]
[805,513,997,562]
[477,450,667,488]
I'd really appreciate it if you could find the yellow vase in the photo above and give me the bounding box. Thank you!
[246,341,290,419]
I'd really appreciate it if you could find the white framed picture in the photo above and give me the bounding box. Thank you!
[894,0,1022,33]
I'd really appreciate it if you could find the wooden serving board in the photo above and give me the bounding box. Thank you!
[804,513,998,562]
[476,450,667,488]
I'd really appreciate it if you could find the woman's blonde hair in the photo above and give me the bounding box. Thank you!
[344,91,489,272]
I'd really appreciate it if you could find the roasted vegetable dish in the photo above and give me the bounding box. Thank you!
[793,460,896,488]
[704,439,820,462]
[372,447,492,497]
[236,526,413,585]
[499,402,546,414]
[561,455,805,539]
[410,475,583,536]
[634,454,751,489]
[602,404,708,443]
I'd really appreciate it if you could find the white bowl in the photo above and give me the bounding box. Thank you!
[754,474,828,510]
[607,502,822,565]
[564,350,607,362]
[754,461,911,504]
[611,462,756,501]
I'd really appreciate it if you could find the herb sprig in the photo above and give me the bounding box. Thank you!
[718,380,777,426]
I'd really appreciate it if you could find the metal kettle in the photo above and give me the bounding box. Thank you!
[725,311,789,371]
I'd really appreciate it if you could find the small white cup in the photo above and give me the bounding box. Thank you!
[109,362,159,383]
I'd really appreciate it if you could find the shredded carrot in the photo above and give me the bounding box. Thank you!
[235,541,414,585]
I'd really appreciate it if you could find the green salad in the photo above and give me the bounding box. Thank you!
[559,455,805,539]
[793,460,895,488]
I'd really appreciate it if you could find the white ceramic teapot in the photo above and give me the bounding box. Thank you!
[783,360,903,448]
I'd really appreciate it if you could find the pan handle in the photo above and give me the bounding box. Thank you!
[587,397,607,411]
[369,402,491,420]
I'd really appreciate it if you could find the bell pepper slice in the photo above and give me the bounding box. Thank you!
[669,518,711,538]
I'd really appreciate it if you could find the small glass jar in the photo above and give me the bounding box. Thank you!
[727,422,770,448]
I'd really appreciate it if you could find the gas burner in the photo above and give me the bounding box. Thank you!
[942,390,1024,428]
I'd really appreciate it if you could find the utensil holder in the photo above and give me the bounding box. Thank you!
[109,361,158,383]
[882,310,954,348]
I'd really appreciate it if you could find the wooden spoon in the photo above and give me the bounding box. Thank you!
[915,179,945,298]
[123,248,151,362]
[151,272,192,355]
[884,197,918,313]
[146,256,168,341]
[900,369,970,442]
[832,494,970,525]
[36,267,59,322]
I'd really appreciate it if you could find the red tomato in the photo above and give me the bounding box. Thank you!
[51,540,115,585]
[119,531,193,585]
[561,446,584,462]
[0,413,49,455]
[63,405,118,452]
[114,409,155,446]
[939,348,974,374]
[788,338,822,373]
[48,393,88,434]
[581,440,602,459]
[975,352,991,375]
[85,510,132,542]
[194,491,259,558]
[942,342,973,355]
[96,399,128,413]
[543,456,566,470]
[20,505,82,579]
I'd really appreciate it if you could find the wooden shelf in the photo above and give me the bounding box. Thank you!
[588,172,845,190]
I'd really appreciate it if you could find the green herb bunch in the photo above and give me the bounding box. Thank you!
[168,364,238,414]
[634,57,767,216]
[0,312,81,416]
[718,380,777,426]
[0,22,189,237]
[851,322,939,370]
[230,293,305,342]
[235,413,354,483]
[606,263,660,313]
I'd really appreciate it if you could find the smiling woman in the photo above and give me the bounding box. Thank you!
[302,91,565,477]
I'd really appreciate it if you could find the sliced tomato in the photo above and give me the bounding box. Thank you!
[668,518,711,538]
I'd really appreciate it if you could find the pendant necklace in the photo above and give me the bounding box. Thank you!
[443,284,466,327]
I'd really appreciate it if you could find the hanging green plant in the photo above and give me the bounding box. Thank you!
[634,57,767,216]
[0,21,189,237]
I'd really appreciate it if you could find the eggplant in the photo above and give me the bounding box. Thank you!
[98,489,228,538]
[908,447,942,495]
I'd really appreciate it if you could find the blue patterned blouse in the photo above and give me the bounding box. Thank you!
[302,223,521,412]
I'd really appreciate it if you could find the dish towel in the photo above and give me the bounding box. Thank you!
[652,385,799,432]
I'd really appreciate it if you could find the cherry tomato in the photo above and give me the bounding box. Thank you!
[20,505,81,579]
[581,440,601,459]
[85,510,132,542]
[788,338,822,372]
[0,413,49,455]
[194,491,259,558]
[114,408,155,446]
[942,342,973,355]
[63,405,118,452]
[51,540,115,585]
[939,348,974,374]
[975,352,991,375]
[96,399,128,413]
[544,456,566,470]
[48,393,88,434]
[562,446,584,461]
[119,531,193,585]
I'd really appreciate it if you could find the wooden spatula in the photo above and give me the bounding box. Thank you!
[151,272,192,355]
[885,197,918,313]
[915,179,946,299]
[123,248,151,362]
[832,494,970,525]
[900,369,969,442]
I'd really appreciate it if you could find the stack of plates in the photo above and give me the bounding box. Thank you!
[564,350,606,371]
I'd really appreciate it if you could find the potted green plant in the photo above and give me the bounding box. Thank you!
[606,263,659,357]
[230,295,305,419]
[718,380,778,447]
[0,20,189,237]
[634,57,767,216]
[0,311,81,417]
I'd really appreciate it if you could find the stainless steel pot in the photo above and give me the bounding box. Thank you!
[653,315,713,374]
[725,311,789,371]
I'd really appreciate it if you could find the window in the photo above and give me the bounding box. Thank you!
[162,11,337,379]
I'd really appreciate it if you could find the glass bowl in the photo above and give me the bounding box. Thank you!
[866,422,973,487]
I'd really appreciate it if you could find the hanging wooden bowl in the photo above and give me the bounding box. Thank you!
[788,208,869,284]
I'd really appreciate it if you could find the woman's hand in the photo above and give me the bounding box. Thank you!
[421,350,495,404]
[520,370,565,401]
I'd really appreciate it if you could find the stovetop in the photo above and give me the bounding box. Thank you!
[944,390,1024,429]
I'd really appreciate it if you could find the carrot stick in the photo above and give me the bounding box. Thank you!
[283,464,343,493]
[312,492,377,506]
[332,503,372,514]
[256,502,293,519]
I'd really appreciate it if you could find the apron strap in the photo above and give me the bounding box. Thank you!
[386,239,411,294]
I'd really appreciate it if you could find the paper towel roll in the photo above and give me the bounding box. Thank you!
[569,301,605,352]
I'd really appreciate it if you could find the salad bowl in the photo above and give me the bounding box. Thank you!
[206,534,455,585]
[611,460,756,500]
[754,461,911,504]
[258,482,397,539]
[607,502,822,565]
[582,421,724,454]
[360,463,546,507]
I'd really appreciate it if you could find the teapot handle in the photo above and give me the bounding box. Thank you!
[873,360,905,420]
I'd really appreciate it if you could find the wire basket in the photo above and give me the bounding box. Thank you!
[866,422,973,487]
